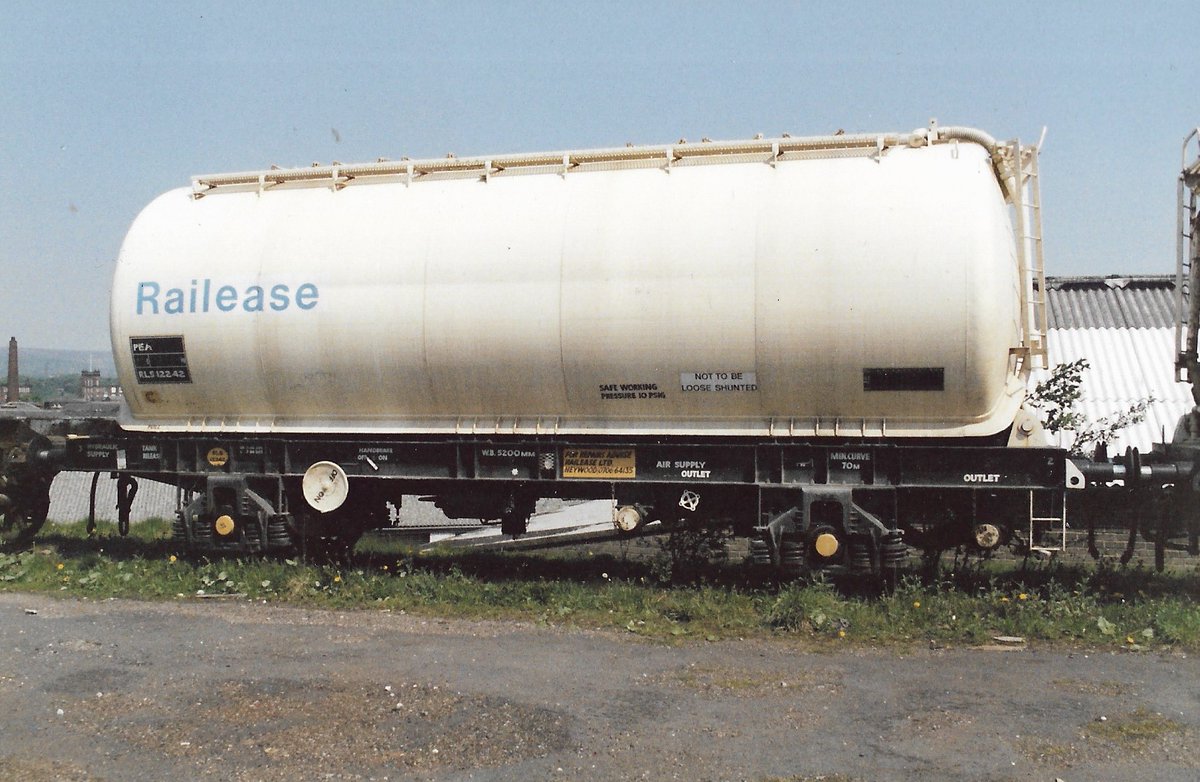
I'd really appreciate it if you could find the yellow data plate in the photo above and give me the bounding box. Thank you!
[562,448,636,479]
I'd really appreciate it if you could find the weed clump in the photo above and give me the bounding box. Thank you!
[650,519,733,585]
[1085,707,1187,750]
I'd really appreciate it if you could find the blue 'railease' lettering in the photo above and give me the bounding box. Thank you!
[136,279,320,315]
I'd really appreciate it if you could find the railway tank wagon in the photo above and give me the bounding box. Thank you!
[115,130,1029,441]
[4,122,1076,572]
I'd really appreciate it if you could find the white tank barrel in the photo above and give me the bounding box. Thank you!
[110,128,1033,439]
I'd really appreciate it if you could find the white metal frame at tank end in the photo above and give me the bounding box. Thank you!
[996,135,1050,370]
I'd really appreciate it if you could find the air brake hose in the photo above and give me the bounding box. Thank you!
[116,474,138,537]
[87,472,100,536]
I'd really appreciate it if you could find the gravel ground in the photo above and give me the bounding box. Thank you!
[1,593,1197,781]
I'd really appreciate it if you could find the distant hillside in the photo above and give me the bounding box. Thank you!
[11,346,116,378]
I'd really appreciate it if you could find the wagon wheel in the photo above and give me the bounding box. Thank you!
[0,473,51,551]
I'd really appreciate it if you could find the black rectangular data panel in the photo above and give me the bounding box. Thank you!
[863,367,944,392]
[130,336,192,384]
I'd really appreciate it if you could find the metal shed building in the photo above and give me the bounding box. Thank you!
[1038,274,1192,453]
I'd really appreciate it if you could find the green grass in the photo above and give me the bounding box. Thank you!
[2,519,1199,650]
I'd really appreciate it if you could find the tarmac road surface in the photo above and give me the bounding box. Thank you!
[0,592,1196,781]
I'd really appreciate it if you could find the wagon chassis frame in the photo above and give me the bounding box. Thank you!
[44,420,1075,570]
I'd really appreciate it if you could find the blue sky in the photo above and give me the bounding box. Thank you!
[1,2,1196,350]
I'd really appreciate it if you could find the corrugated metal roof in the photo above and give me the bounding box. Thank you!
[1045,275,1177,329]
[1035,275,1191,452]
[1032,327,1193,453]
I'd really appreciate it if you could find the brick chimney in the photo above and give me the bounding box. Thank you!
[5,337,16,403]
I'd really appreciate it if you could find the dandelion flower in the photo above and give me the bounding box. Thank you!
[837,629,846,638]
[1018,593,1028,601]
[56,563,64,571]
[168,555,177,563]
[334,575,342,583]
[913,601,921,609]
